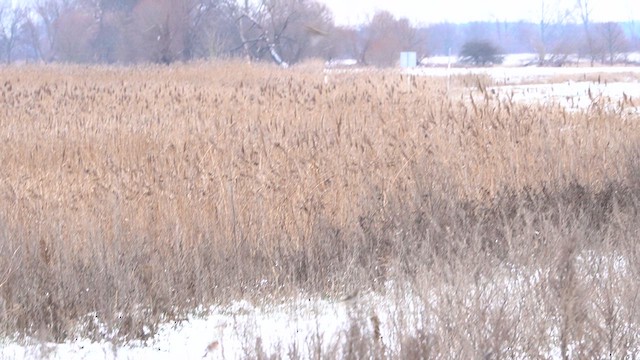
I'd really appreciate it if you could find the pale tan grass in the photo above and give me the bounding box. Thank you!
[0,61,639,355]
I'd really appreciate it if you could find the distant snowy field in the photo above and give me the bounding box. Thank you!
[420,52,640,68]
[490,81,640,114]
[410,54,640,113]
[407,64,640,85]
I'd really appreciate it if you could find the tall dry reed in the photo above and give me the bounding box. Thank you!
[0,62,639,357]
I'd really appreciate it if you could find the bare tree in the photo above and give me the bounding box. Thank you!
[55,9,98,62]
[74,0,137,63]
[0,3,28,63]
[201,0,245,58]
[180,0,222,60]
[126,0,180,63]
[535,0,551,64]
[138,0,228,61]
[324,25,358,61]
[22,15,42,60]
[121,0,253,63]
[24,0,77,62]
[231,0,333,66]
[276,1,333,62]
[20,0,251,64]
[576,0,595,65]
[597,22,628,64]
[535,0,574,65]
[357,11,417,67]
[236,0,292,66]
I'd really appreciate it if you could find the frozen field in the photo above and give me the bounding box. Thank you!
[490,81,640,114]
[409,65,640,84]
[405,64,640,113]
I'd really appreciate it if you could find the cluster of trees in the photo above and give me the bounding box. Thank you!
[0,0,423,66]
[422,0,640,66]
[424,0,640,66]
[0,0,639,66]
[0,0,334,65]
[427,20,639,66]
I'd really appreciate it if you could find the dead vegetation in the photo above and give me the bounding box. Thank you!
[0,62,639,356]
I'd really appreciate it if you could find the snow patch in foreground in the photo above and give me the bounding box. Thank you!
[0,285,423,360]
[1,252,632,360]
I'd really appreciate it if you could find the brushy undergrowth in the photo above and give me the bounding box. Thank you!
[0,62,639,357]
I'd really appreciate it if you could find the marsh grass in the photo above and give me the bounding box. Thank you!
[0,62,639,356]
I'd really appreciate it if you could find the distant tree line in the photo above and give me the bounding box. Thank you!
[0,0,639,66]
[427,20,639,66]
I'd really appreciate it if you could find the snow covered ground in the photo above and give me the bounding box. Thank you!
[2,299,352,360]
[489,81,640,114]
[1,299,350,359]
[1,255,634,359]
[405,62,640,112]
[1,286,424,360]
[420,53,540,67]
[406,64,640,84]
[421,52,640,68]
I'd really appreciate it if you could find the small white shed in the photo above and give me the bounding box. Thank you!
[400,52,417,68]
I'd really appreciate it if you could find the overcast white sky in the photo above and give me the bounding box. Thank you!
[4,0,638,25]
[319,0,639,26]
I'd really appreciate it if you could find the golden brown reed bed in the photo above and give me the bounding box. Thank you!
[1,62,640,356]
